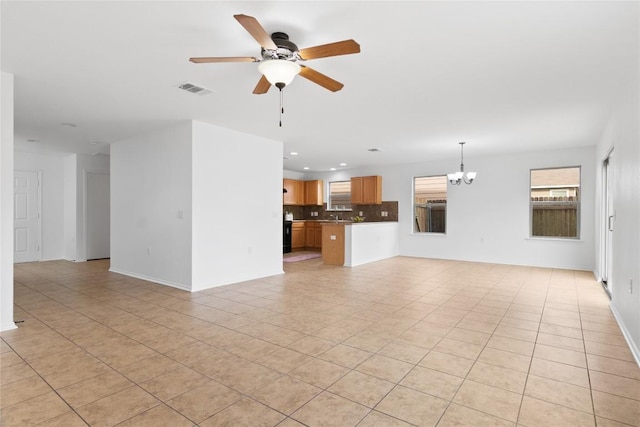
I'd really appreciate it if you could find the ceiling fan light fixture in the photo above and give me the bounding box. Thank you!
[258,59,301,87]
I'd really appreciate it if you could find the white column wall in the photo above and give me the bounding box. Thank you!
[63,154,77,260]
[596,82,640,363]
[191,121,283,291]
[110,122,193,290]
[1,72,16,331]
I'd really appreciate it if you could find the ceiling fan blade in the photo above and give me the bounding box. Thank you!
[234,14,278,50]
[189,56,258,63]
[298,39,360,60]
[299,65,344,92]
[253,75,271,94]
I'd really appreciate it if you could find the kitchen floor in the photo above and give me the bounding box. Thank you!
[2,258,639,427]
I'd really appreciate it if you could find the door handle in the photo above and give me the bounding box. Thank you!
[608,215,614,231]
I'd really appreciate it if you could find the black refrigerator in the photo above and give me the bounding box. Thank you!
[283,220,292,254]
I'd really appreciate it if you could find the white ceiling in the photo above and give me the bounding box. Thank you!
[2,1,638,172]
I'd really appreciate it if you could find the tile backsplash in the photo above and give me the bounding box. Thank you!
[284,201,398,222]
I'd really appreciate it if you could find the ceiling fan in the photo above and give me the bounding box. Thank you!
[189,14,360,94]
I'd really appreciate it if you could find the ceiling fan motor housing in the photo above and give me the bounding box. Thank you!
[261,32,299,61]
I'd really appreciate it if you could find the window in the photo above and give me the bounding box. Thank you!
[414,175,447,233]
[328,181,351,210]
[530,167,580,238]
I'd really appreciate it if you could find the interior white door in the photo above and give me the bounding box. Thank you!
[14,170,41,263]
[86,172,110,260]
[603,151,614,292]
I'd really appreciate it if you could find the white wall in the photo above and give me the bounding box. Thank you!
[12,151,109,262]
[1,72,16,331]
[110,122,193,290]
[344,222,400,267]
[111,120,284,292]
[191,121,283,291]
[14,151,68,261]
[596,81,640,363]
[308,146,596,270]
[283,169,304,180]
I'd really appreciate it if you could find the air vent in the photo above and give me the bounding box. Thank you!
[177,82,213,96]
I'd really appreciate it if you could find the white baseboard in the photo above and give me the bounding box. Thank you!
[108,267,191,292]
[610,304,640,368]
[1,322,17,332]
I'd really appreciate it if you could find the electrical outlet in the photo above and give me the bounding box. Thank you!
[359,211,363,216]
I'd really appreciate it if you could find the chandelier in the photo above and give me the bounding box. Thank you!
[447,142,477,185]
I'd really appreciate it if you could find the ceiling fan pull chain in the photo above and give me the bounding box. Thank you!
[279,86,284,127]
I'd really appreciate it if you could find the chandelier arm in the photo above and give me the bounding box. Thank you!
[448,141,475,186]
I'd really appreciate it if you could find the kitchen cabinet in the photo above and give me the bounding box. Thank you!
[351,176,382,205]
[292,222,305,250]
[304,180,324,206]
[282,179,304,206]
[304,221,322,250]
[283,179,305,206]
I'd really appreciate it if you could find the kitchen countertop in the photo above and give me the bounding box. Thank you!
[292,219,397,224]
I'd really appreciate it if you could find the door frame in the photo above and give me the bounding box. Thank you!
[600,148,614,297]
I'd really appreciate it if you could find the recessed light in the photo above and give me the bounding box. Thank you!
[340,162,347,166]
[90,141,99,145]
[330,167,336,171]
[27,139,40,143]
[368,148,382,152]
[290,151,298,156]
[303,167,310,170]
[60,122,77,128]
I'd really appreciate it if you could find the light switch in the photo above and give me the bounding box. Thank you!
[177,210,183,219]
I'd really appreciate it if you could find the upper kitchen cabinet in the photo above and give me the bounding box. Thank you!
[304,180,324,206]
[283,179,305,205]
[351,176,382,205]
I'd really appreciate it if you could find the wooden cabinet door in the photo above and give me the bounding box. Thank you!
[295,180,305,205]
[314,225,323,249]
[305,223,315,247]
[284,179,307,206]
[292,223,305,249]
[283,179,297,205]
[351,176,382,205]
[304,180,323,206]
[350,177,364,204]
[362,176,382,204]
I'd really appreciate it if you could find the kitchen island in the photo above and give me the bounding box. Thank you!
[321,221,399,267]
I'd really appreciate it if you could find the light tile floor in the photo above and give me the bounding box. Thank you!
[1,257,639,426]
